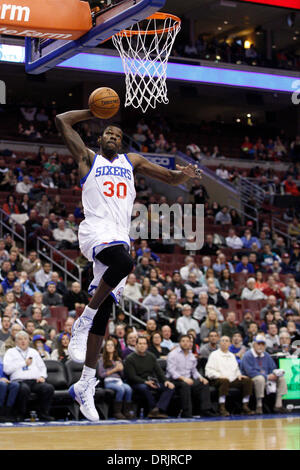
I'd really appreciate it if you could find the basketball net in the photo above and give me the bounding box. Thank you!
[112,13,181,113]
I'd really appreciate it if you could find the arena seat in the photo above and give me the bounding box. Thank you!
[50,306,69,320]
[44,360,78,419]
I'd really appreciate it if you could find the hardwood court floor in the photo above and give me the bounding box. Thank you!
[1,416,299,450]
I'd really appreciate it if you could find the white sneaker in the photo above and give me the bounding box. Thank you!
[68,315,93,363]
[69,378,100,422]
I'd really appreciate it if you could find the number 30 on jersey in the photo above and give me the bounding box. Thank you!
[103,181,127,199]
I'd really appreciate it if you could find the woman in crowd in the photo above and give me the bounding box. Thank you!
[200,306,222,343]
[255,271,268,291]
[260,311,275,334]
[19,194,33,215]
[25,291,50,318]
[51,332,70,363]
[219,268,235,298]
[148,331,169,359]
[140,277,151,298]
[98,339,135,420]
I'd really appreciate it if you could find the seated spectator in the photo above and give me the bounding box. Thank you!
[63,282,88,316]
[205,336,254,416]
[124,336,175,418]
[33,218,53,243]
[98,338,134,420]
[262,276,285,301]
[229,332,247,366]
[216,165,230,180]
[24,319,35,343]
[134,257,151,280]
[207,282,229,309]
[21,250,42,276]
[0,323,23,359]
[235,255,255,274]
[193,292,223,323]
[229,209,242,226]
[0,291,21,317]
[219,269,235,298]
[30,307,52,336]
[142,286,165,320]
[243,322,259,347]
[145,319,158,340]
[1,271,17,295]
[213,253,234,275]
[189,180,209,205]
[3,331,54,421]
[0,261,12,282]
[260,311,276,334]
[0,358,19,422]
[160,325,177,351]
[42,282,63,307]
[276,332,298,357]
[241,278,267,300]
[114,324,127,356]
[35,194,52,218]
[2,195,20,216]
[136,240,160,263]
[122,331,138,360]
[165,271,187,300]
[184,290,199,310]
[180,256,203,283]
[214,206,232,225]
[200,307,222,343]
[265,323,280,354]
[166,335,216,418]
[199,330,220,359]
[0,315,11,344]
[280,253,296,275]
[16,175,33,195]
[240,136,254,159]
[32,334,51,360]
[226,228,243,250]
[163,293,182,325]
[25,292,50,318]
[238,310,254,338]
[51,195,66,217]
[261,243,281,269]
[53,219,78,249]
[241,334,288,414]
[200,234,219,256]
[260,295,278,320]
[148,332,169,359]
[34,262,53,291]
[50,272,68,297]
[288,217,300,240]
[221,311,239,339]
[176,305,200,336]
[241,229,261,250]
[284,176,300,197]
[282,276,300,299]
[184,273,202,296]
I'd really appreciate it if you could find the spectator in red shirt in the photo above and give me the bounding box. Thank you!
[262,275,285,301]
[2,195,20,216]
[284,175,300,196]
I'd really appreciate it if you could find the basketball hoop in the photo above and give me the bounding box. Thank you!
[112,12,181,113]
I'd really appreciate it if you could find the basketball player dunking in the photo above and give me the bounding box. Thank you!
[55,109,202,421]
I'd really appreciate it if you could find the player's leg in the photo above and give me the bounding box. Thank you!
[68,244,134,362]
[68,295,114,421]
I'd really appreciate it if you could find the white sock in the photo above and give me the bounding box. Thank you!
[243,396,250,403]
[80,365,96,382]
[81,305,98,321]
[219,396,226,404]
[256,398,262,407]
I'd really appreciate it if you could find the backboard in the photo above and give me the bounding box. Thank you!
[24,0,165,74]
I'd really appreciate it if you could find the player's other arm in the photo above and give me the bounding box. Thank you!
[128,153,202,186]
[55,110,95,166]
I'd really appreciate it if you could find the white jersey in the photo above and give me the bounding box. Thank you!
[78,152,136,262]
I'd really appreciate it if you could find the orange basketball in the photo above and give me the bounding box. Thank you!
[88,87,120,119]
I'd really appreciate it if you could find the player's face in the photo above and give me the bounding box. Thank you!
[101,126,123,158]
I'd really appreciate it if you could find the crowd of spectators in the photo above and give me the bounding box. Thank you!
[172,35,300,72]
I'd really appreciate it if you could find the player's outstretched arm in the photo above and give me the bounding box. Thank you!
[55,110,95,174]
[128,153,202,186]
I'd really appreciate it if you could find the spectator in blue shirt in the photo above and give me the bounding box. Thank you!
[0,359,19,422]
[241,334,288,414]
[1,271,17,294]
[136,240,160,262]
[235,255,255,274]
[229,332,247,366]
[241,229,261,250]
